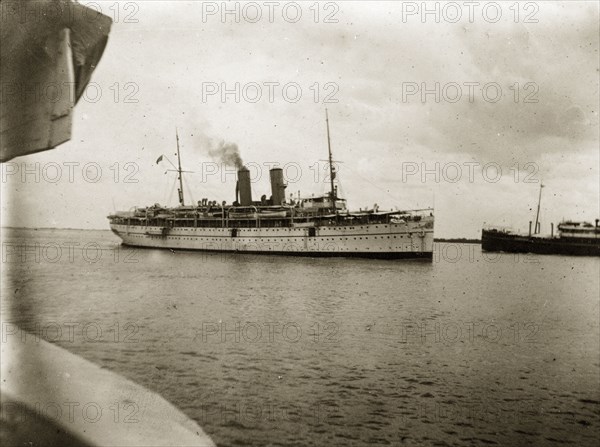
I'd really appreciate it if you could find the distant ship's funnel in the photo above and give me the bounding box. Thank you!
[237,167,252,206]
[269,168,287,206]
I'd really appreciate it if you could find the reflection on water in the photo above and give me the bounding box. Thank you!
[2,228,599,446]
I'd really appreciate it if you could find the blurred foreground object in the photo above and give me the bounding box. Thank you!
[1,321,216,446]
[0,0,112,162]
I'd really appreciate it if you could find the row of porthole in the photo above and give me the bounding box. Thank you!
[138,235,411,241]
[129,225,399,232]
[129,234,412,247]
[163,232,409,238]
[132,230,411,238]
[136,235,412,250]
[125,226,412,232]
[129,235,409,248]
[136,232,411,238]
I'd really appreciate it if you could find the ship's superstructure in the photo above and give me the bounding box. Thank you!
[108,114,434,259]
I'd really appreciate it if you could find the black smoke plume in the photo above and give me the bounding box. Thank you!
[208,140,244,169]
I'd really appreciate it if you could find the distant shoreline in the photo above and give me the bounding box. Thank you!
[1,226,109,232]
[434,238,481,244]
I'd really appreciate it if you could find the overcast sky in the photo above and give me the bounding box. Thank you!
[2,0,598,238]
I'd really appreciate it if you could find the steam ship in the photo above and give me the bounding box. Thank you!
[108,112,434,259]
[481,184,600,256]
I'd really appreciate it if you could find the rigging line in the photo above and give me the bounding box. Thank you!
[337,180,346,202]
[197,182,228,199]
[342,163,404,203]
[185,180,195,206]
[165,175,178,207]
[173,170,216,176]
[162,156,178,171]
[486,183,544,229]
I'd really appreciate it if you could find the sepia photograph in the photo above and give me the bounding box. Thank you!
[1,1,599,446]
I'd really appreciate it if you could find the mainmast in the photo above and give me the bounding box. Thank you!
[325,109,336,213]
[534,182,544,234]
[176,128,185,206]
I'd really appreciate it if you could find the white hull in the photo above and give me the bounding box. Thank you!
[110,218,434,259]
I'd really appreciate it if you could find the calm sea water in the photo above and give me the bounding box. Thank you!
[2,228,599,446]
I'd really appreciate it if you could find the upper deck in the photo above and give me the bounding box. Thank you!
[108,205,434,230]
[558,221,600,239]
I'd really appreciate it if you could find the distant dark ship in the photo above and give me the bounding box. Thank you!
[481,184,600,256]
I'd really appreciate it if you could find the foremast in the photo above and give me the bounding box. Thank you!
[534,182,544,234]
[325,109,336,213]
[176,128,185,206]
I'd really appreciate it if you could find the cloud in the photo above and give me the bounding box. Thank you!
[2,1,598,237]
